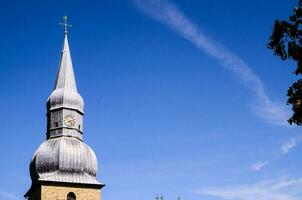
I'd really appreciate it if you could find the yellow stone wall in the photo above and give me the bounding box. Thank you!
[29,184,101,200]
[41,185,101,200]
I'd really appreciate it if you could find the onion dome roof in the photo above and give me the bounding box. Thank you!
[30,137,100,185]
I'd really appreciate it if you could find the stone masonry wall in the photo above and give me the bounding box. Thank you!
[41,185,101,200]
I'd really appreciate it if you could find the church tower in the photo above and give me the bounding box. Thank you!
[25,17,104,200]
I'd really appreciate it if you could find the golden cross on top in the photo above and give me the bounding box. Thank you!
[59,15,72,34]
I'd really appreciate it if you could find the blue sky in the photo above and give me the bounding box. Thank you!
[0,0,302,200]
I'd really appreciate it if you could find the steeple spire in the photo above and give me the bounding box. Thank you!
[54,33,77,92]
[47,16,84,140]
[55,15,76,92]
[47,16,83,113]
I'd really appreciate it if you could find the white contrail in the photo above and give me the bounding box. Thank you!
[132,0,290,125]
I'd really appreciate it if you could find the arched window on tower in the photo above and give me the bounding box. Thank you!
[67,192,76,200]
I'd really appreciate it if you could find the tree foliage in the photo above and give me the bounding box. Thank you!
[268,0,302,125]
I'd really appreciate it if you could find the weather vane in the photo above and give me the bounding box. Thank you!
[59,15,72,34]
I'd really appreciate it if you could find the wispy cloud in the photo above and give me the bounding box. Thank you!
[0,190,20,200]
[196,177,302,200]
[252,161,269,171]
[132,0,290,125]
[251,135,302,171]
[282,136,302,154]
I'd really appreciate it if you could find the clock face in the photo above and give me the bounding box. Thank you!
[64,114,76,127]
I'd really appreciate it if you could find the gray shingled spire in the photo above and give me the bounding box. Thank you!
[54,34,77,92]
